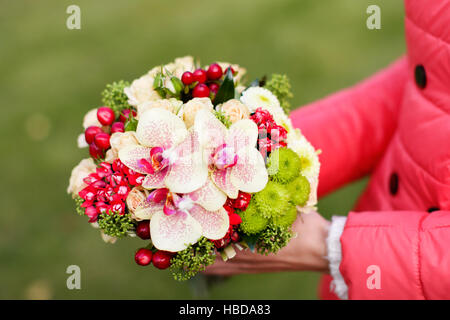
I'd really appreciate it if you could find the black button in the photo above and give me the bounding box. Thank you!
[415,65,427,89]
[427,207,439,213]
[389,173,399,195]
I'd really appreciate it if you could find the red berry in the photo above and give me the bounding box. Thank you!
[181,71,194,85]
[208,82,220,94]
[119,109,137,123]
[94,132,111,150]
[207,63,223,80]
[136,221,150,240]
[89,142,104,159]
[152,251,172,269]
[97,107,115,126]
[135,248,153,266]
[111,122,125,134]
[192,83,210,98]
[193,69,207,84]
[85,126,103,144]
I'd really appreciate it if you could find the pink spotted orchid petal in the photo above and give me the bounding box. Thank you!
[118,145,152,174]
[226,119,258,152]
[188,177,227,211]
[194,109,226,150]
[150,211,202,252]
[136,108,188,149]
[211,167,239,199]
[133,201,164,221]
[189,205,229,240]
[141,167,169,189]
[230,147,268,193]
[165,130,208,194]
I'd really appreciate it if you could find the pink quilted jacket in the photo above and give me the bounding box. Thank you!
[291,0,450,299]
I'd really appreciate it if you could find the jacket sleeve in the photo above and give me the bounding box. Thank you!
[289,57,408,196]
[336,210,450,299]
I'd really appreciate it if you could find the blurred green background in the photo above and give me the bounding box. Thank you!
[0,0,405,299]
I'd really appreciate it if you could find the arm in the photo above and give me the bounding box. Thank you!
[330,210,450,299]
[290,57,408,196]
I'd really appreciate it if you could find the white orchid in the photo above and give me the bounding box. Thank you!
[118,108,208,194]
[129,185,229,252]
[194,109,268,199]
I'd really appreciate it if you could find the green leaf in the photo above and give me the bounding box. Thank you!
[153,72,163,89]
[214,68,235,106]
[171,76,184,94]
[124,112,138,131]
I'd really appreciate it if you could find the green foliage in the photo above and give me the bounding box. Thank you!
[97,213,135,238]
[170,237,216,281]
[253,181,291,219]
[256,225,293,255]
[288,175,310,206]
[239,200,269,235]
[214,68,235,106]
[271,203,298,228]
[264,74,293,114]
[101,80,131,115]
[74,196,85,216]
[267,147,301,184]
[153,70,184,99]
[213,109,232,128]
[124,112,138,131]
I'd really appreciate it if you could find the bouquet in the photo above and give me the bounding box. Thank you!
[67,56,320,281]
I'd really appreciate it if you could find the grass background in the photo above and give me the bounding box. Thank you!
[0,0,405,299]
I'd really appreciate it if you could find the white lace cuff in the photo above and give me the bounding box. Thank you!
[326,216,348,300]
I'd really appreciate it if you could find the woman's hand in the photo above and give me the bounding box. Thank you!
[204,211,331,276]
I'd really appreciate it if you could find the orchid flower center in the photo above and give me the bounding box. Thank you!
[138,147,170,174]
[148,189,192,217]
[211,144,238,170]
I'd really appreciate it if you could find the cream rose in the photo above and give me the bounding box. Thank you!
[104,149,117,164]
[67,158,97,196]
[126,187,151,221]
[182,98,214,128]
[110,131,139,158]
[137,98,183,118]
[124,74,160,107]
[219,99,250,123]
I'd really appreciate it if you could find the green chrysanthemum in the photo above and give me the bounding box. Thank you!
[267,148,301,184]
[253,181,291,219]
[271,204,298,228]
[287,175,310,206]
[101,80,131,115]
[239,200,269,235]
[256,225,293,255]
